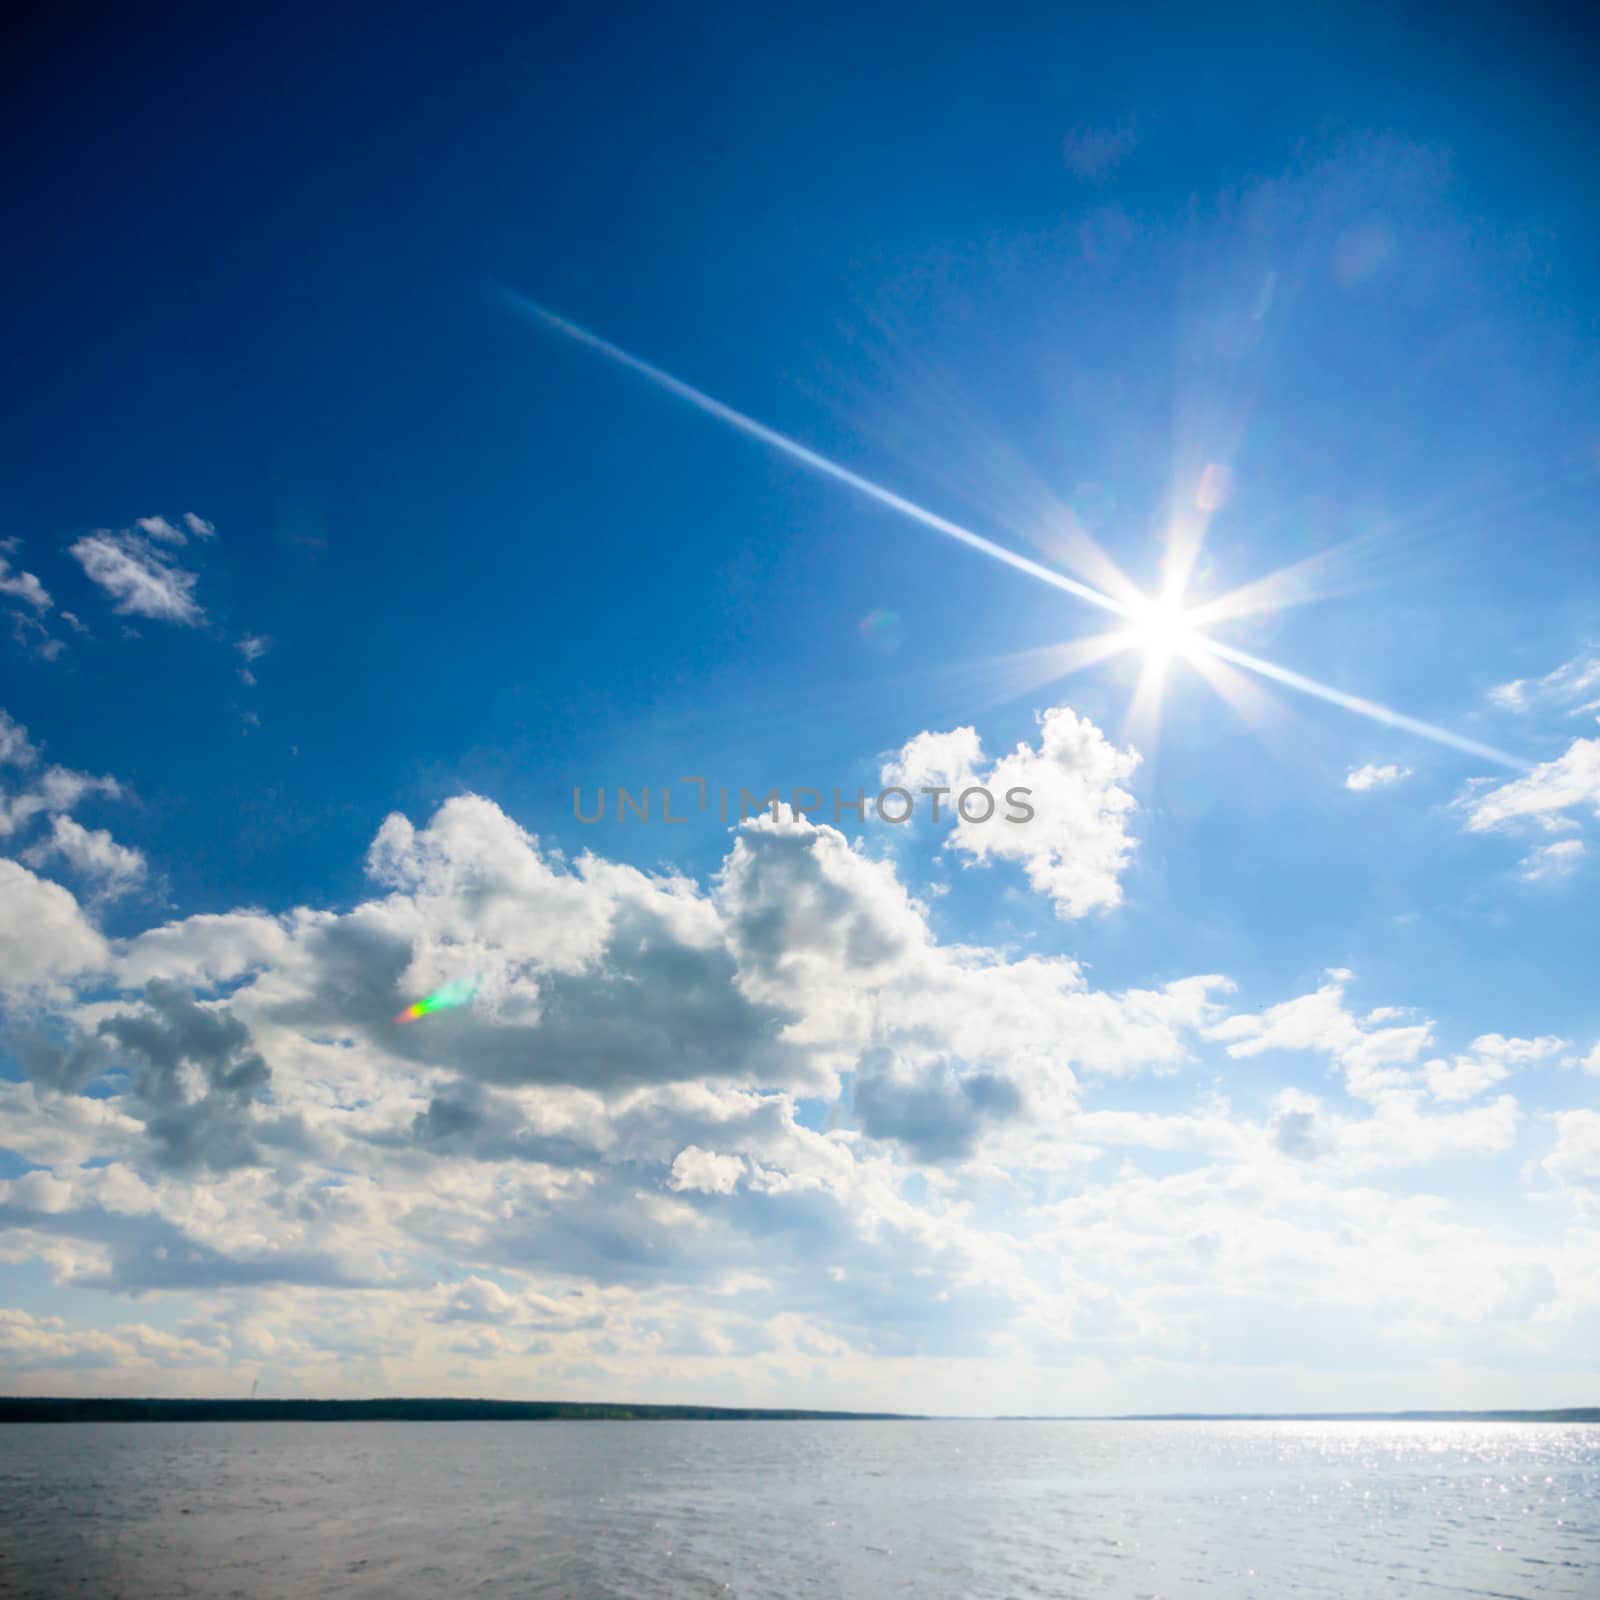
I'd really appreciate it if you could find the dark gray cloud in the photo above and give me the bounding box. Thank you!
[98,980,271,1173]
[8,1028,116,1094]
[275,897,813,1093]
[853,1048,1023,1162]
[407,1081,595,1168]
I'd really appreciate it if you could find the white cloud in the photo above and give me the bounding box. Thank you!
[668,1146,747,1195]
[884,706,1140,918]
[0,709,38,766]
[0,551,51,612]
[69,526,205,625]
[1209,976,1432,1101]
[1542,1111,1600,1190]
[1424,1056,1509,1104]
[1345,762,1412,792]
[1520,839,1586,883]
[117,911,297,990]
[0,1080,142,1167]
[0,763,122,838]
[0,717,1591,1401]
[22,815,146,900]
[0,1308,223,1377]
[133,512,217,547]
[1418,1031,1563,1108]
[1469,1033,1566,1066]
[1490,654,1600,715]
[135,516,186,545]
[0,858,108,998]
[1458,732,1600,834]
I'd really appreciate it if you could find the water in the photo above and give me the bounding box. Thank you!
[1,1420,1595,1598]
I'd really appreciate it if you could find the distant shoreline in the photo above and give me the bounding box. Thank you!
[2,1399,1596,1425]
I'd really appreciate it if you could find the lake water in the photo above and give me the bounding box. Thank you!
[1,1420,1595,1597]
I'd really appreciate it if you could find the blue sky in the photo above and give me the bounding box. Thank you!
[1,5,1597,1410]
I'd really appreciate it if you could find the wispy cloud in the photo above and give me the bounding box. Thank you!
[8,611,65,662]
[0,708,38,766]
[69,517,212,625]
[1490,653,1600,716]
[1520,839,1586,883]
[1345,762,1412,792]
[0,707,123,838]
[0,549,52,612]
[134,512,217,548]
[1458,732,1600,833]
[1062,123,1138,180]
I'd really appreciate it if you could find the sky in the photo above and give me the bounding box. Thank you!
[1,4,1597,1413]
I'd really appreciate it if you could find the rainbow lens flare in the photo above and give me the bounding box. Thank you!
[395,976,478,1025]
[858,607,906,654]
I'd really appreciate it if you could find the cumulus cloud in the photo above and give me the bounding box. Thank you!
[1542,1110,1600,1191]
[883,705,1140,918]
[95,982,273,1173]
[1209,974,1433,1101]
[0,740,1592,1399]
[68,523,207,624]
[852,1048,1022,1162]
[22,815,146,901]
[1345,762,1412,791]
[0,791,1231,1342]
[1422,1035,1562,1104]
[668,1146,747,1195]
[0,859,108,999]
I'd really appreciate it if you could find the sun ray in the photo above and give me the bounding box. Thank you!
[1123,648,1173,756]
[501,290,1131,620]
[1195,638,1528,770]
[506,292,1533,775]
[1184,642,1286,730]
[1186,532,1388,629]
[817,329,1149,612]
[965,630,1139,709]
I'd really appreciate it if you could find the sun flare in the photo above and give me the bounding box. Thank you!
[507,294,1528,773]
[1127,593,1199,661]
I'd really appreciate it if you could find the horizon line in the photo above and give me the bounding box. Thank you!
[4,1396,1596,1425]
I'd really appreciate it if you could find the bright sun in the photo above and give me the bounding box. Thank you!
[1127,594,1198,661]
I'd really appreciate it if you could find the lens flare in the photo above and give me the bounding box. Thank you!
[395,976,479,1025]
[859,608,907,654]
